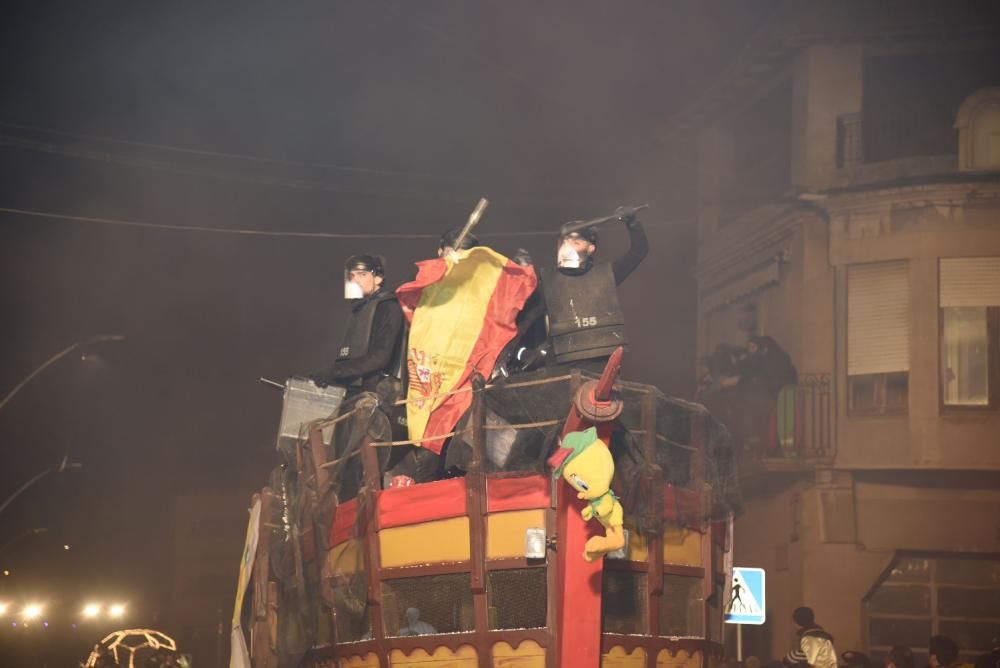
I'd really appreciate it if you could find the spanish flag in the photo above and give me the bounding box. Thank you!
[396,247,537,454]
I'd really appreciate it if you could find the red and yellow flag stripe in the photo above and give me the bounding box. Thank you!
[396,247,536,454]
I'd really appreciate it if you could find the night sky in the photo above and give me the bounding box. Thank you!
[0,1,774,663]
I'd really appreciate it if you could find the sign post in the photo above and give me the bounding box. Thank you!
[724,566,766,662]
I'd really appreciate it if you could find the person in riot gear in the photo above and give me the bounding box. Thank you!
[438,226,481,257]
[311,254,404,393]
[537,207,648,371]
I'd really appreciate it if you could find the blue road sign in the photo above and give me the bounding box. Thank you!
[724,567,766,625]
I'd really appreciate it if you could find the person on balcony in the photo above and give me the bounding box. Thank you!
[530,207,648,373]
[311,254,404,394]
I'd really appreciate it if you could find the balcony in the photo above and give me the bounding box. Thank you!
[701,373,834,478]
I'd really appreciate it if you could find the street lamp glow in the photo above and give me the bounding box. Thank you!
[22,604,43,620]
[82,603,101,618]
[0,602,9,615]
[109,603,126,618]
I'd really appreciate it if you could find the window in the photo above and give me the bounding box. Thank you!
[865,555,1000,664]
[848,262,910,415]
[659,574,704,638]
[955,86,1000,171]
[602,571,647,635]
[487,568,547,630]
[939,258,1000,408]
[382,573,473,637]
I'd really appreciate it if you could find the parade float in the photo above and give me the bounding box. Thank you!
[230,211,740,668]
[234,352,738,668]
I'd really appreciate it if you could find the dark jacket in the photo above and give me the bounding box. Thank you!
[314,290,404,392]
[514,217,648,365]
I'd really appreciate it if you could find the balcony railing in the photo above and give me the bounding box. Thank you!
[702,373,833,470]
[783,373,833,460]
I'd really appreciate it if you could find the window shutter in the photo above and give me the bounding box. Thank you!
[848,261,910,376]
[940,257,1000,307]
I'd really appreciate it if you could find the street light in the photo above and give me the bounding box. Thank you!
[0,602,9,616]
[0,455,82,517]
[109,603,126,619]
[82,603,101,619]
[0,334,125,412]
[22,604,43,620]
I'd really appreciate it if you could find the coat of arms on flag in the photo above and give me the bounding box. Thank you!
[396,247,537,453]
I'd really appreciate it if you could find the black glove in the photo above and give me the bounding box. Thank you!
[615,206,646,228]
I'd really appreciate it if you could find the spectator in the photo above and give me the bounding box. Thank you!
[974,631,1000,668]
[886,646,915,668]
[843,651,876,668]
[745,335,798,398]
[783,606,837,668]
[696,344,746,400]
[929,635,962,668]
[398,607,436,636]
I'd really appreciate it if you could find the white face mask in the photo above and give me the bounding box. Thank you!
[557,241,581,269]
[344,281,364,300]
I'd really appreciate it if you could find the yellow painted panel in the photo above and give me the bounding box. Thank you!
[492,639,545,667]
[486,510,546,559]
[626,528,649,563]
[602,645,646,667]
[390,644,477,667]
[663,526,702,567]
[380,517,470,568]
[340,652,380,668]
[657,648,703,668]
[327,538,364,576]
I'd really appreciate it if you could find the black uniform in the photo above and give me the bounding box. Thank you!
[539,217,648,369]
[313,289,404,392]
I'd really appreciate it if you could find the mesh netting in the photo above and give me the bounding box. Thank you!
[323,367,741,533]
[602,570,648,635]
[659,573,705,638]
[382,573,474,637]
[325,393,392,502]
[487,568,548,630]
[444,366,572,475]
[331,571,371,643]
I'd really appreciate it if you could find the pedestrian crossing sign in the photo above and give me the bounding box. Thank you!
[725,567,766,625]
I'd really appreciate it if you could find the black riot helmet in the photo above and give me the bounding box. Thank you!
[344,254,385,277]
[562,227,598,245]
[439,227,481,253]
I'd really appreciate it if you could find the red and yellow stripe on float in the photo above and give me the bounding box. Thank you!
[396,247,536,454]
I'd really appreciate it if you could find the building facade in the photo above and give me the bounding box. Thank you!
[688,14,1000,665]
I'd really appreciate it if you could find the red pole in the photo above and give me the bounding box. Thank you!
[554,347,624,667]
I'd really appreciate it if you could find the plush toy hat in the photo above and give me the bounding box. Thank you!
[548,427,600,478]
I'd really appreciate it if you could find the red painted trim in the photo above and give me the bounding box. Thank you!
[377,477,467,529]
[486,474,550,512]
[330,497,359,546]
[557,418,613,668]
[711,520,727,546]
[663,485,704,529]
